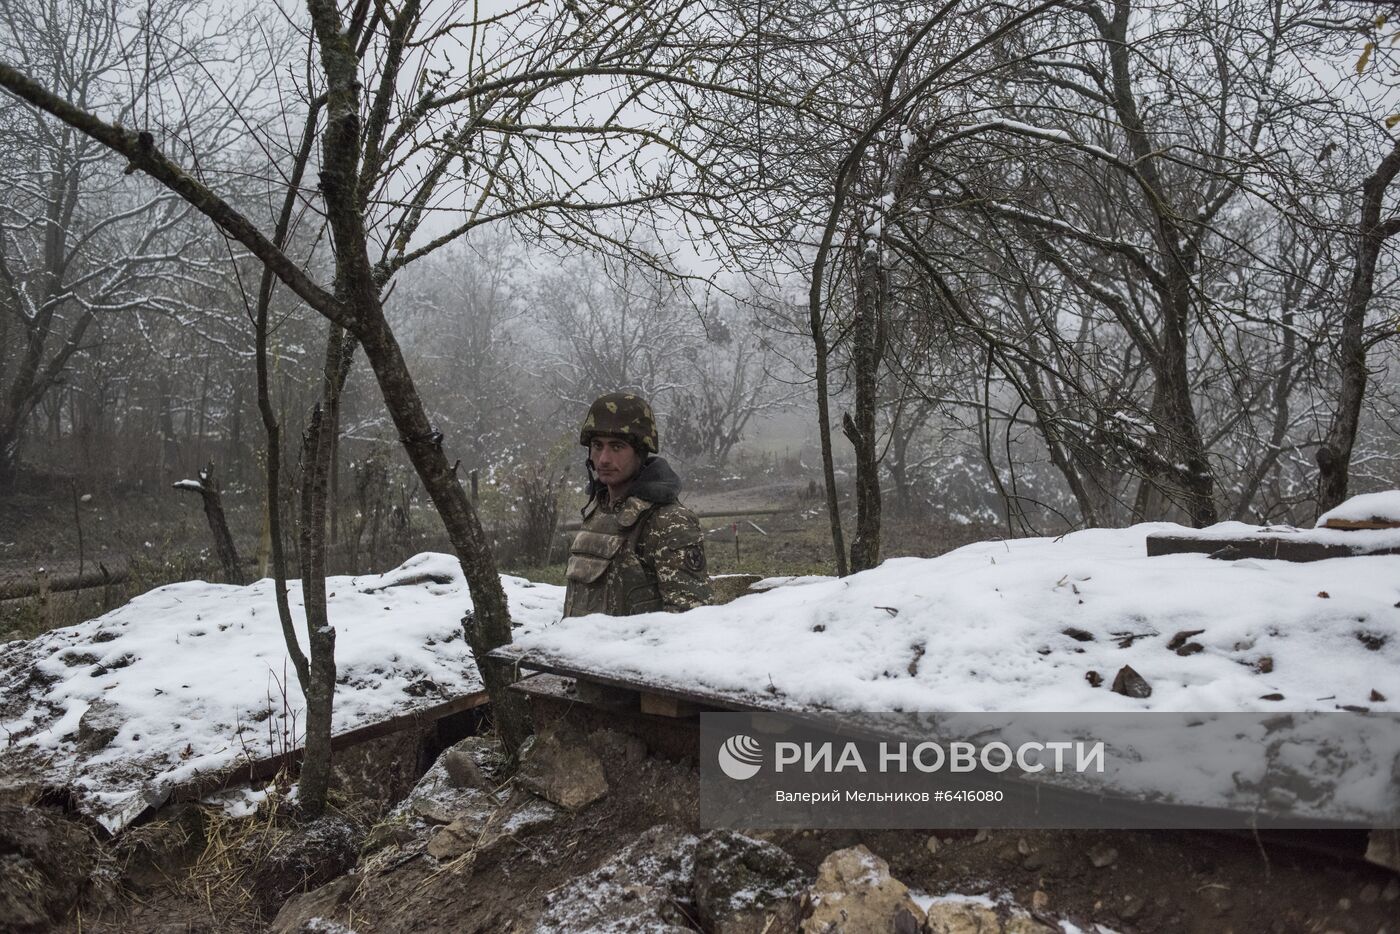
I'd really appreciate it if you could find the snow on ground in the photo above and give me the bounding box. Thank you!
[0,553,563,830]
[513,523,1400,714]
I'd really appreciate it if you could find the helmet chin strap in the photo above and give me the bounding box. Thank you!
[583,457,599,516]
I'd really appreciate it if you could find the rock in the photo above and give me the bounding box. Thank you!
[361,817,415,854]
[1366,829,1400,872]
[75,699,122,751]
[925,836,941,856]
[1381,878,1399,902]
[692,830,806,934]
[924,897,1053,933]
[394,735,499,815]
[1167,629,1205,651]
[1371,689,1387,702]
[428,815,484,860]
[1358,883,1380,904]
[443,736,502,791]
[443,750,489,790]
[1174,642,1204,656]
[517,722,608,811]
[1110,665,1151,699]
[1087,843,1118,868]
[1061,627,1094,642]
[1031,890,1049,912]
[411,798,459,825]
[1085,671,1103,688]
[533,825,698,932]
[802,844,924,934]
[366,738,511,858]
[414,791,495,859]
[427,793,560,861]
[269,876,357,934]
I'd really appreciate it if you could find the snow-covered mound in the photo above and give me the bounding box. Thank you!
[1317,490,1400,528]
[0,553,564,830]
[513,523,1400,713]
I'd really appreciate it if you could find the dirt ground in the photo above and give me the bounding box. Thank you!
[31,722,1398,934]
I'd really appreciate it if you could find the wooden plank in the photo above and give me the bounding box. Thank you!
[639,692,697,718]
[491,645,784,713]
[166,688,490,805]
[1145,533,1400,563]
[1323,518,1400,531]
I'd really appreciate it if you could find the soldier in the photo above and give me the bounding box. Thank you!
[562,391,712,617]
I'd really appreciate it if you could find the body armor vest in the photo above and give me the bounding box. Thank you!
[562,496,663,617]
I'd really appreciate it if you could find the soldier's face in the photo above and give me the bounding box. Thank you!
[589,435,642,488]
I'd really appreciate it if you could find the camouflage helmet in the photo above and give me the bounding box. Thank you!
[579,392,659,455]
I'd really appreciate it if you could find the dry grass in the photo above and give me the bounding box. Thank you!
[150,773,371,927]
[178,784,298,926]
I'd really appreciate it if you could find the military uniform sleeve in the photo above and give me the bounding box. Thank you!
[642,506,712,611]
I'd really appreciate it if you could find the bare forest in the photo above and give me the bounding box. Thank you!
[1,0,1399,929]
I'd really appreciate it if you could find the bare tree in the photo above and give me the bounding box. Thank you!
[537,253,702,410]
[1315,139,1400,512]
[667,311,791,468]
[0,0,244,488]
[0,0,766,806]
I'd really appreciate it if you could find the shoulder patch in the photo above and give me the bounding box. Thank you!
[682,543,706,573]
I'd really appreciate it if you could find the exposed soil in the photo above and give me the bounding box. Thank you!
[31,731,1397,934]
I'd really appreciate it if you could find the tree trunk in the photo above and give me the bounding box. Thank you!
[353,306,532,754]
[297,398,335,817]
[295,323,356,817]
[173,461,245,585]
[1316,140,1400,515]
[304,0,531,755]
[845,241,886,573]
[1151,340,1217,526]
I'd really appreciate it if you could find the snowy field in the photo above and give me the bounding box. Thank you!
[514,523,1400,714]
[0,553,564,830]
[4,516,1399,831]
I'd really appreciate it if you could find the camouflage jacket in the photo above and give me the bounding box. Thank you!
[562,457,711,617]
